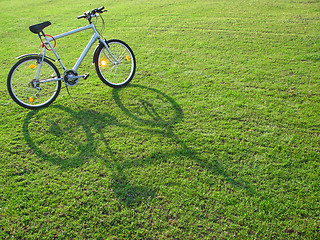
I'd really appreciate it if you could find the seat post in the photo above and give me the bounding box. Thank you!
[37,30,46,40]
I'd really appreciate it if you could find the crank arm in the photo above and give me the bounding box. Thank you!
[68,73,90,80]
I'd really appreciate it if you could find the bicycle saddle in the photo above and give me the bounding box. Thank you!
[29,21,51,34]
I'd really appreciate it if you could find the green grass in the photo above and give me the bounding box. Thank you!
[0,0,319,239]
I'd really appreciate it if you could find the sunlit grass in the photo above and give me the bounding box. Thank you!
[0,0,319,239]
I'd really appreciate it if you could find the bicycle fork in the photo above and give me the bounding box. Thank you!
[99,39,120,65]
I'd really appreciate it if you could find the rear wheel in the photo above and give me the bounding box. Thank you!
[7,56,61,109]
[94,39,136,88]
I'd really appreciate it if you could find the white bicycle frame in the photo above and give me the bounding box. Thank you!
[38,22,118,82]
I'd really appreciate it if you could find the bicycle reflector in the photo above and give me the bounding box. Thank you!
[29,97,34,103]
[126,56,130,61]
[29,64,37,69]
[100,58,108,67]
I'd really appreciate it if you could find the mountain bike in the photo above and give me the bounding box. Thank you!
[7,7,136,109]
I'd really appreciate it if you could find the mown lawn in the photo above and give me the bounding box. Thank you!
[0,0,319,239]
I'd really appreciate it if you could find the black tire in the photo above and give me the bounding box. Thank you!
[94,39,136,88]
[7,56,61,109]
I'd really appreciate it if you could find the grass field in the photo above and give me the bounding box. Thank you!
[0,0,319,239]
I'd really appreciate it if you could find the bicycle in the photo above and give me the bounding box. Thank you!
[7,6,136,109]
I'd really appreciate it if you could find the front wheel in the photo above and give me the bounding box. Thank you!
[94,39,136,88]
[7,56,61,109]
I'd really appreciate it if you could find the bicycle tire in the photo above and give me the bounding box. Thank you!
[94,39,136,88]
[7,56,61,109]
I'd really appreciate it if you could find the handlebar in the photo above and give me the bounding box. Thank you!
[77,6,107,20]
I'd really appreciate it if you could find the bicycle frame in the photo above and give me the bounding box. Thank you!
[39,22,118,82]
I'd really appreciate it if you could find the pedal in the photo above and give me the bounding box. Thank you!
[83,73,90,80]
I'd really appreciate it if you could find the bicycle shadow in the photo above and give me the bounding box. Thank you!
[112,85,256,196]
[23,84,256,206]
[23,104,157,206]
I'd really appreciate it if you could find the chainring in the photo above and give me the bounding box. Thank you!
[63,70,79,86]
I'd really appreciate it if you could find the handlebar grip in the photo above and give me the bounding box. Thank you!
[78,7,106,20]
[92,6,105,14]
